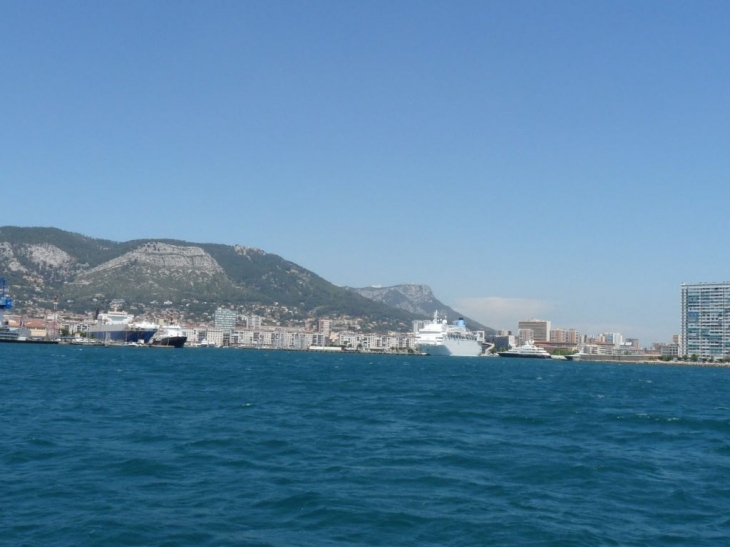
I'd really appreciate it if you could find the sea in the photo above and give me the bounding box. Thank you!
[2,345,730,546]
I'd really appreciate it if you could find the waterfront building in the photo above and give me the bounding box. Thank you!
[518,319,551,342]
[318,319,332,337]
[660,343,680,358]
[602,332,624,347]
[214,308,237,331]
[205,327,225,347]
[181,327,202,344]
[582,341,626,356]
[517,328,534,345]
[232,329,255,346]
[242,314,262,329]
[492,334,515,350]
[681,282,730,359]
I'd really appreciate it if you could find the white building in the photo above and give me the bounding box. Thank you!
[318,319,332,337]
[242,315,262,329]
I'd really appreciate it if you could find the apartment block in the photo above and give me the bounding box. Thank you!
[318,319,332,336]
[214,307,237,331]
[681,281,730,359]
[518,319,551,342]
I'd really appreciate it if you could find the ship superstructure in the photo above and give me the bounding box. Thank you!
[498,341,552,359]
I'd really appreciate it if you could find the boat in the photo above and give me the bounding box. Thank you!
[0,327,59,344]
[416,312,483,357]
[498,340,552,359]
[87,302,158,344]
[151,324,187,348]
[0,323,20,342]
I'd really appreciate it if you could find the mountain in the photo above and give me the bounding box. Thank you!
[346,284,494,333]
[0,227,422,331]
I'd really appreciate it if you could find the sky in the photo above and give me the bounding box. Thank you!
[3,1,730,343]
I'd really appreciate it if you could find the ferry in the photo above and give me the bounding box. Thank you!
[88,301,158,344]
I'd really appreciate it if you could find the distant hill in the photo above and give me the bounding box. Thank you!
[346,284,494,333]
[0,226,422,331]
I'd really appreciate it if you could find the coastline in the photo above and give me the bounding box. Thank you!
[8,340,730,367]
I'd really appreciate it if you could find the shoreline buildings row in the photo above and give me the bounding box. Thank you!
[4,303,658,356]
[488,318,649,358]
[12,279,727,360]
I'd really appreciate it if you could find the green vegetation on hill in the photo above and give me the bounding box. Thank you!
[0,226,426,331]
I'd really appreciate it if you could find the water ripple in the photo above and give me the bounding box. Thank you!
[1,346,730,546]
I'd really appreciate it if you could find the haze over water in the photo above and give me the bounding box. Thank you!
[3,345,729,546]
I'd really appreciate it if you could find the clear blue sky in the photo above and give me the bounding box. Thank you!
[3,1,729,343]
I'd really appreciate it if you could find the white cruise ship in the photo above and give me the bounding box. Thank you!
[416,312,483,357]
[498,341,552,359]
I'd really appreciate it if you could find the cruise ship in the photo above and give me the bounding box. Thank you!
[88,303,158,344]
[498,341,552,359]
[416,312,483,357]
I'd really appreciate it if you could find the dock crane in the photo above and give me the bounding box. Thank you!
[0,277,13,325]
[0,278,12,310]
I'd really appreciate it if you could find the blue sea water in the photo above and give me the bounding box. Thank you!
[2,345,730,546]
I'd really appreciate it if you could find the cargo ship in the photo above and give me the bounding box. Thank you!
[88,302,158,344]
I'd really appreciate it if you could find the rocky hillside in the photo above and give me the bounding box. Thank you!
[0,227,421,331]
[347,284,493,333]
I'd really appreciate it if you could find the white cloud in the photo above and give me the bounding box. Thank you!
[455,297,553,331]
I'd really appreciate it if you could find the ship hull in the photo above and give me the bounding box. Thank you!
[88,326,157,344]
[151,336,187,348]
[498,352,551,359]
[419,340,483,357]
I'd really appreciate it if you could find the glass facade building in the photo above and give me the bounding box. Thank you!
[680,282,730,359]
[214,308,237,332]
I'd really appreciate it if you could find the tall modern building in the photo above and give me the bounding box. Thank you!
[681,282,730,359]
[318,319,332,337]
[517,319,551,342]
[214,307,237,332]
